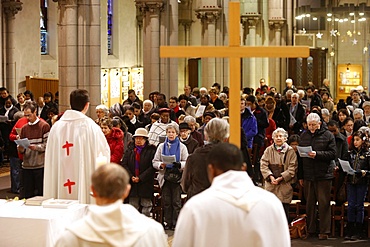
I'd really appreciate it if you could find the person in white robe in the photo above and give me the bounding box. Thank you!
[55,163,167,247]
[43,89,110,204]
[172,143,290,247]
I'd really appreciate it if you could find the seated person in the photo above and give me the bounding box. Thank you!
[55,163,167,247]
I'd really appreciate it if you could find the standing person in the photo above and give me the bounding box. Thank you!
[44,89,110,204]
[15,93,27,111]
[173,143,290,247]
[260,128,297,221]
[36,97,49,120]
[122,89,143,107]
[148,108,177,146]
[273,93,290,131]
[122,128,156,217]
[100,118,124,164]
[344,131,370,241]
[246,95,269,185]
[183,116,203,147]
[55,164,167,247]
[183,85,197,106]
[181,118,229,200]
[178,122,199,154]
[209,87,225,110]
[241,98,257,151]
[153,123,188,230]
[95,104,109,125]
[17,101,50,199]
[0,87,17,108]
[298,113,336,240]
[287,93,305,135]
[123,105,143,135]
[282,78,297,96]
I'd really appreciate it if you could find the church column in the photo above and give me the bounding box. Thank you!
[196,8,220,88]
[168,0,178,97]
[77,0,101,114]
[269,20,285,90]
[136,1,164,97]
[56,0,78,111]
[179,19,192,86]
[136,11,143,66]
[241,15,260,89]
[2,0,22,97]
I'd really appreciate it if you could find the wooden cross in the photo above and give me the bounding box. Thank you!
[160,2,309,147]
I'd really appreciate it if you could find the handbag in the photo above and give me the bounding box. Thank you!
[289,214,308,239]
[268,152,287,178]
[164,167,182,183]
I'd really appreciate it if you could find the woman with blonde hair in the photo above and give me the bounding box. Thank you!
[260,128,297,221]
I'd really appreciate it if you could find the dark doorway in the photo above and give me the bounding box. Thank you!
[188,58,200,90]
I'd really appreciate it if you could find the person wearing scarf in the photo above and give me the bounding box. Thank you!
[179,122,199,154]
[122,128,157,217]
[153,123,188,230]
[260,128,297,221]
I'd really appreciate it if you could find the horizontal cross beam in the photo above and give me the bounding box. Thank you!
[160,46,309,58]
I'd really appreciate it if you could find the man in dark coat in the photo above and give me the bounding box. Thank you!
[298,113,336,240]
[272,93,290,131]
[121,128,156,216]
[288,93,305,135]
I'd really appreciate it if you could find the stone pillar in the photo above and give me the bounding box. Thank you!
[195,8,220,88]
[168,0,178,97]
[136,1,164,98]
[269,20,285,90]
[57,0,78,112]
[179,19,192,87]
[56,0,100,115]
[241,14,260,89]
[136,11,143,66]
[2,0,22,97]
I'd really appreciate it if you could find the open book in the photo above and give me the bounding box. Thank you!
[42,199,79,209]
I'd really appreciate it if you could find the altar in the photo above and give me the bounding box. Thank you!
[0,200,87,247]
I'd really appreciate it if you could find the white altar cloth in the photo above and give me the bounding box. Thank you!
[0,199,87,247]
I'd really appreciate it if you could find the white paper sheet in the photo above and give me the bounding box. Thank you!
[14,138,30,149]
[338,158,356,175]
[195,105,206,118]
[297,146,313,158]
[0,115,8,123]
[162,155,176,165]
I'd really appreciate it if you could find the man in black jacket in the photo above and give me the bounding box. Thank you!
[246,95,269,184]
[298,113,336,240]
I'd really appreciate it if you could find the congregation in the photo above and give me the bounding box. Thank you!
[1,76,370,245]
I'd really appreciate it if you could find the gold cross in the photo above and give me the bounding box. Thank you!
[160,2,309,147]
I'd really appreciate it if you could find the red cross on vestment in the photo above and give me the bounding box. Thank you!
[63,179,76,194]
[62,141,74,156]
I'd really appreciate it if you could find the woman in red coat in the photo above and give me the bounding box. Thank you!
[100,118,124,164]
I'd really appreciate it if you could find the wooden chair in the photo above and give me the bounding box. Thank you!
[331,203,346,237]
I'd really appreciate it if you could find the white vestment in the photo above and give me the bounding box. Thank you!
[55,200,168,247]
[43,110,110,204]
[172,171,291,247]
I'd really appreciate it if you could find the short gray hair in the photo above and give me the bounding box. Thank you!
[91,163,129,200]
[272,128,288,141]
[353,108,364,117]
[204,118,230,143]
[307,113,321,123]
[321,108,330,116]
[184,115,196,123]
[286,90,294,96]
[166,123,179,134]
[96,104,109,114]
[291,93,299,98]
[143,99,153,107]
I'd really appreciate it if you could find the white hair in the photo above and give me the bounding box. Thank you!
[166,123,179,134]
[184,115,196,123]
[297,89,305,97]
[272,128,288,140]
[286,90,294,96]
[307,113,321,123]
[143,99,153,107]
[286,78,293,84]
[321,108,330,116]
[199,87,208,95]
[353,108,364,117]
[204,118,230,143]
[96,104,109,114]
[291,93,299,98]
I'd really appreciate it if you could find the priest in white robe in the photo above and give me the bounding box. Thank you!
[44,89,110,204]
[173,143,290,247]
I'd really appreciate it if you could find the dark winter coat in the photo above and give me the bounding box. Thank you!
[272,101,290,130]
[122,141,157,198]
[348,148,370,185]
[252,105,269,146]
[181,144,214,200]
[298,126,336,181]
[180,135,199,154]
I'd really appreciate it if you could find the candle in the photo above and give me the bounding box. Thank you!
[96,152,108,168]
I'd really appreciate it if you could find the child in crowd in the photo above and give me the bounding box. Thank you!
[100,118,124,164]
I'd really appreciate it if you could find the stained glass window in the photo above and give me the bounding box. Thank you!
[108,0,113,55]
[40,0,48,55]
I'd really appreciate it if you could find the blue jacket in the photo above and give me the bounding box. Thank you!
[241,108,258,149]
